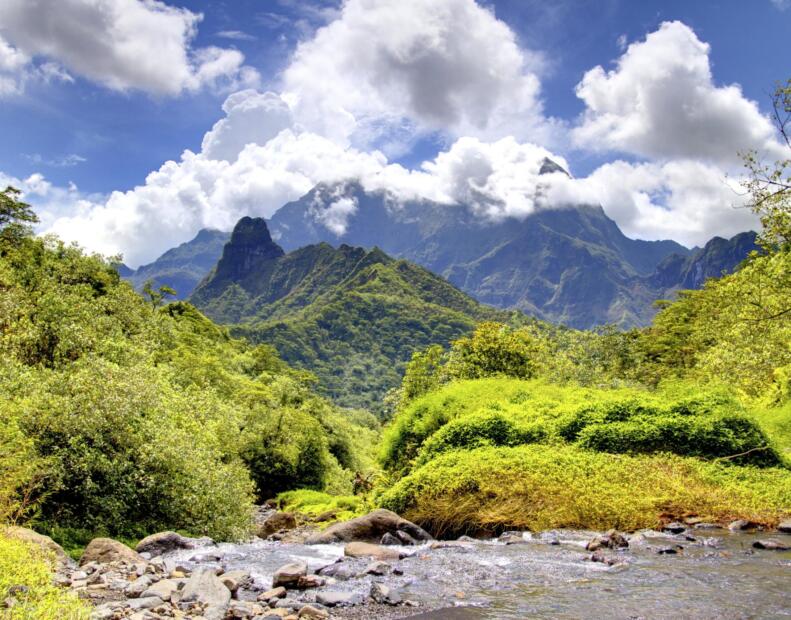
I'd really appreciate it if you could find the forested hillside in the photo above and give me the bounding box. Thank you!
[191,217,525,410]
[0,189,378,547]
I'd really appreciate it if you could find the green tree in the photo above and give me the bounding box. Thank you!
[742,79,791,250]
[0,186,38,244]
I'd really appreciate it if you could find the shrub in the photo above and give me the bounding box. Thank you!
[0,531,90,620]
[378,445,791,536]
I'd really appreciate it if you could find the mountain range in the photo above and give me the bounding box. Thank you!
[123,167,757,328]
[189,217,519,410]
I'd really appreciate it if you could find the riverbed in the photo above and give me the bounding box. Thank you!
[159,527,791,619]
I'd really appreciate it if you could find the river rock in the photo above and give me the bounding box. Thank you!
[258,586,287,602]
[135,531,207,556]
[380,532,401,545]
[370,582,402,605]
[315,590,358,607]
[586,530,629,551]
[126,596,163,610]
[306,509,431,544]
[80,538,144,566]
[258,512,298,538]
[298,605,329,618]
[344,541,404,561]
[753,539,790,551]
[272,562,307,588]
[728,519,756,531]
[778,520,791,534]
[141,578,179,600]
[364,560,391,575]
[3,526,73,567]
[125,575,154,598]
[662,522,686,534]
[316,562,358,581]
[222,569,252,593]
[179,567,231,620]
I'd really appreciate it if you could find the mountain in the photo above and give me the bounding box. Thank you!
[125,228,230,299]
[190,217,522,410]
[266,179,696,328]
[649,231,758,291]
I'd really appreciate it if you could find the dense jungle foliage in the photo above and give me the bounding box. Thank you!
[0,189,379,546]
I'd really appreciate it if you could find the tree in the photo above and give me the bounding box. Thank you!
[142,280,177,308]
[742,79,791,250]
[0,186,38,243]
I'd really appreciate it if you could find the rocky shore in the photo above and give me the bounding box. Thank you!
[4,511,791,620]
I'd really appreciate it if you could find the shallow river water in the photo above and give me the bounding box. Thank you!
[162,528,790,619]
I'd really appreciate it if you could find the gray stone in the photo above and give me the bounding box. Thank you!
[370,582,402,605]
[126,596,163,610]
[141,578,179,600]
[778,520,791,534]
[364,561,391,576]
[80,538,144,566]
[271,562,307,589]
[135,531,208,556]
[306,509,431,545]
[380,532,401,546]
[180,567,231,620]
[221,569,252,593]
[662,522,686,534]
[728,519,755,531]
[586,530,629,551]
[315,590,358,607]
[753,539,790,551]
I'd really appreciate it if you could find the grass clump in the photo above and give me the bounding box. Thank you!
[276,490,367,523]
[381,378,784,474]
[378,444,791,537]
[0,532,90,620]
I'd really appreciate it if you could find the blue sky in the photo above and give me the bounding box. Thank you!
[0,0,789,265]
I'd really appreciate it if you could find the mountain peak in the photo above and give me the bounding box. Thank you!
[539,157,570,177]
[213,216,285,281]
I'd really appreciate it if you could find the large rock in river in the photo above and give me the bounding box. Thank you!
[80,537,144,566]
[305,509,431,544]
[180,567,231,620]
[135,531,208,556]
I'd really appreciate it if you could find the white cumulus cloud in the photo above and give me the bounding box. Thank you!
[281,0,552,148]
[573,21,781,163]
[0,0,260,96]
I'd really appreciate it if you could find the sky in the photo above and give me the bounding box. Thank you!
[0,0,789,267]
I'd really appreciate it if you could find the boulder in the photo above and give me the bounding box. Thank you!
[364,560,391,575]
[272,562,307,589]
[141,578,179,600]
[298,605,329,619]
[753,539,790,551]
[370,582,402,605]
[777,520,791,534]
[3,526,72,567]
[257,586,287,602]
[222,569,252,593]
[80,538,144,566]
[315,590,358,607]
[305,509,431,545]
[180,567,232,620]
[662,522,686,534]
[728,519,756,531]
[135,531,207,556]
[344,541,404,561]
[586,530,629,552]
[257,512,298,538]
[380,532,401,546]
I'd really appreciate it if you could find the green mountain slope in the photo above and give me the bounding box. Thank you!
[126,228,230,299]
[190,217,523,410]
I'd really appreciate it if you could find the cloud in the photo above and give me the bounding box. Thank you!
[0,0,260,96]
[201,90,294,162]
[770,0,790,10]
[280,0,552,147]
[573,21,781,163]
[216,30,256,42]
[25,153,86,168]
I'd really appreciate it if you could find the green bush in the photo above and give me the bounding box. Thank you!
[0,532,90,620]
[378,444,791,536]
